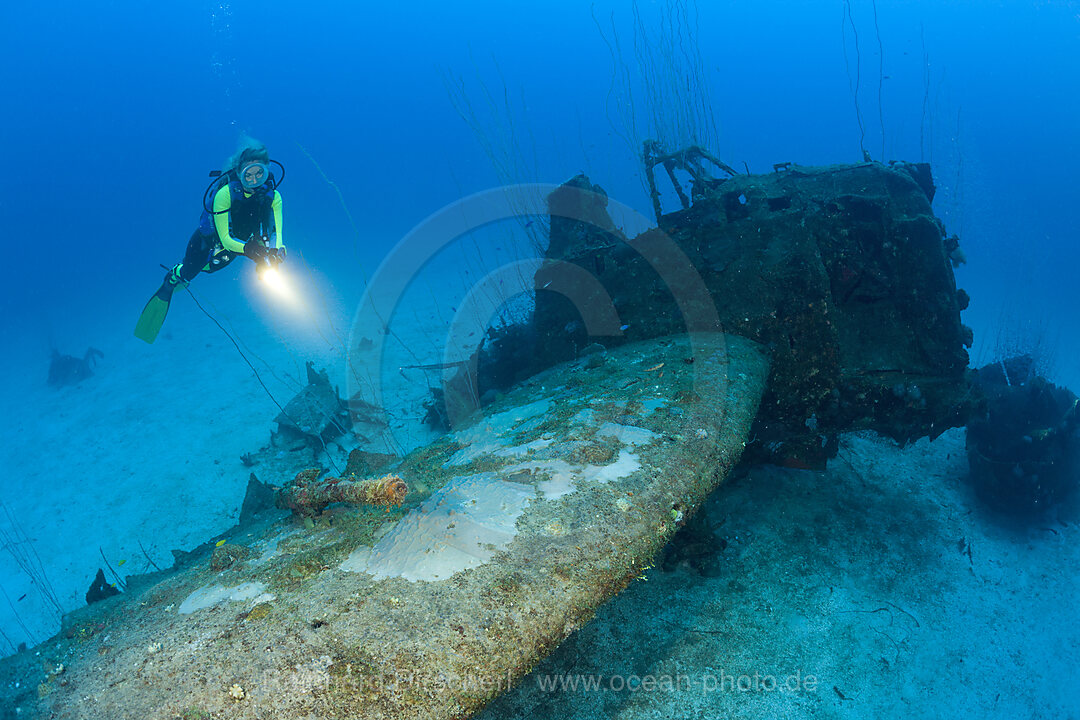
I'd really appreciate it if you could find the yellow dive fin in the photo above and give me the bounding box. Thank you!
[133,284,175,344]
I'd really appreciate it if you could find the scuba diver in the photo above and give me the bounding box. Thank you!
[134,139,286,344]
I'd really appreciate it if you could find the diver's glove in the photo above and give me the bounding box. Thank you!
[243,241,269,263]
[267,247,286,267]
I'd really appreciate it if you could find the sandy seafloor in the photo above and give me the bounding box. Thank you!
[1,257,1078,718]
[0,261,450,655]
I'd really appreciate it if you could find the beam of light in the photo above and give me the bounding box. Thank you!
[251,261,340,349]
[258,265,299,308]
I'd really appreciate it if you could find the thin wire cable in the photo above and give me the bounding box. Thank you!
[181,282,343,474]
[872,0,886,160]
[842,0,867,159]
[1,502,62,618]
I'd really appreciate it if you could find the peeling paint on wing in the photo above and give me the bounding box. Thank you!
[253,528,300,564]
[583,449,642,483]
[360,473,534,581]
[640,397,667,414]
[502,458,580,500]
[596,422,658,447]
[494,436,555,459]
[178,582,268,615]
[444,400,554,467]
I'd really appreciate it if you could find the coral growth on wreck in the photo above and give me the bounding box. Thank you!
[275,469,408,518]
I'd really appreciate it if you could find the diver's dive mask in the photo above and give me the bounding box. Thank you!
[239,161,270,190]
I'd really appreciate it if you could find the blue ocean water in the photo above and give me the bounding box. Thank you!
[0,0,1078,716]
[1,0,1076,382]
